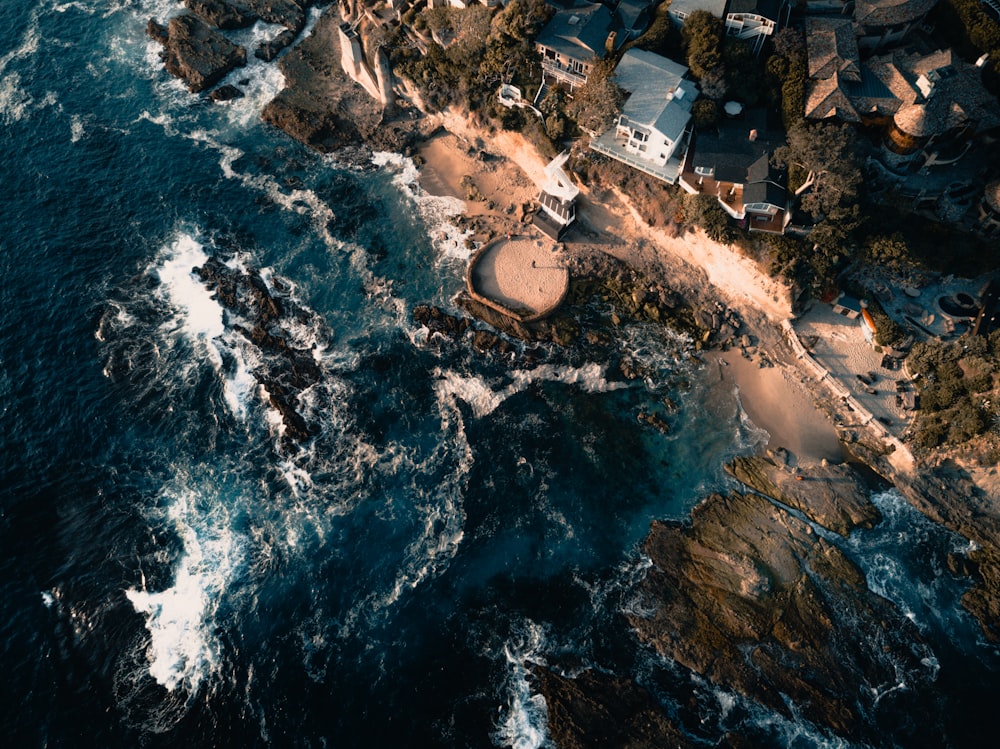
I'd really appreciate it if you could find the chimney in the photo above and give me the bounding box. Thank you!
[605,31,617,55]
[748,129,758,142]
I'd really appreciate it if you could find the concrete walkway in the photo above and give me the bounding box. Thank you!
[469,237,568,316]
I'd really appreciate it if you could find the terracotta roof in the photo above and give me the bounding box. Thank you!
[854,0,937,27]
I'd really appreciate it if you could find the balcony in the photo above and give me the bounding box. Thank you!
[541,59,587,88]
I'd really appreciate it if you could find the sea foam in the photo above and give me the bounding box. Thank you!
[372,151,471,262]
[126,488,246,693]
[493,620,550,749]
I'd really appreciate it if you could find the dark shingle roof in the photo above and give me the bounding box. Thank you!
[744,179,786,208]
[688,109,785,183]
[536,2,622,62]
[855,0,937,27]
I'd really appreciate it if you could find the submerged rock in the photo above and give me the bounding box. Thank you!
[146,13,246,93]
[630,491,932,740]
[725,455,882,536]
[209,84,244,102]
[529,666,701,749]
[195,256,325,450]
[255,29,298,62]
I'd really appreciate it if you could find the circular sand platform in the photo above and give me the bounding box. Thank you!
[468,236,569,318]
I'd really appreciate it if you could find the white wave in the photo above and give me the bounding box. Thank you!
[126,488,246,693]
[493,620,551,749]
[0,9,40,78]
[732,384,771,451]
[156,234,224,340]
[378,402,471,608]
[154,231,256,420]
[70,113,85,142]
[52,1,97,13]
[41,591,56,608]
[0,72,33,124]
[372,151,472,262]
[433,362,627,419]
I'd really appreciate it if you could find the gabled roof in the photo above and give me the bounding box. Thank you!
[615,49,696,142]
[615,0,654,33]
[744,179,786,208]
[854,0,937,28]
[806,18,861,82]
[726,0,781,19]
[805,73,862,122]
[536,2,622,62]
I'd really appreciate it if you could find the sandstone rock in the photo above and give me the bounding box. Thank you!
[147,13,247,93]
[529,666,701,749]
[243,0,308,32]
[262,8,418,154]
[629,492,932,740]
[725,455,882,536]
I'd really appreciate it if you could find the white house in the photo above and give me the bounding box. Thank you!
[589,49,698,184]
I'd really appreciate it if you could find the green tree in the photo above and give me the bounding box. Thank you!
[861,232,911,270]
[566,58,625,134]
[684,193,735,243]
[682,11,725,82]
[691,97,719,130]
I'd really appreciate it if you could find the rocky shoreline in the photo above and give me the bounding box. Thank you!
[142,4,999,744]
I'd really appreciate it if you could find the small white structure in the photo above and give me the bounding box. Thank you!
[724,0,781,56]
[534,153,580,239]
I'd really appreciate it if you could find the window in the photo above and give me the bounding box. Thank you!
[695,166,713,177]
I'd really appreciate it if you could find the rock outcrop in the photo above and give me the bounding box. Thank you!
[146,14,247,93]
[725,454,882,536]
[262,9,418,154]
[529,666,701,749]
[184,0,309,33]
[629,491,932,740]
[849,442,1000,643]
[892,462,1000,642]
[194,256,326,449]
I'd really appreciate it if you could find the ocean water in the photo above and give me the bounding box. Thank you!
[1,2,998,747]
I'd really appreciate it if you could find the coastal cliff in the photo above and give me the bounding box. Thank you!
[138,3,998,744]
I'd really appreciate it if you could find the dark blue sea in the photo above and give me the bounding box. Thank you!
[1,2,998,747]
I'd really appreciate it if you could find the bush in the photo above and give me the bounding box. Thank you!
[691,98,719,130]
[684,193,735,243]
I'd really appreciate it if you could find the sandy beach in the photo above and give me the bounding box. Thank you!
[415,111,845,465]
